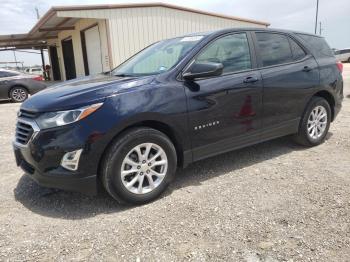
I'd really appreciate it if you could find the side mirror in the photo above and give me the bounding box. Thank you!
[183,62,223,81]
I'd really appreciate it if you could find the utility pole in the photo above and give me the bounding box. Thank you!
[13,51,18,69]
[314,0,319,34]
[35,7,40,20]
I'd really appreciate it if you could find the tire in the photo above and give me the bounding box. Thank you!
[294,97,331,146]
[348,57,350,63]
[101,127,177,205]
[10,86,28,103]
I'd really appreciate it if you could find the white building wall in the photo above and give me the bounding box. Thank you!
[57,6,266,68]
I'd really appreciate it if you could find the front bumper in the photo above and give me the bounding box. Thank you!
[14,144,97,195]
[12,112,113,195]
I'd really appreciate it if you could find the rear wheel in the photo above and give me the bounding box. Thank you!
[101,127,177,204]
[294,97,331,146]
[10,86,28,102]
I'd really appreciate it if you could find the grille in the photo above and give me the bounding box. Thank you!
[15,120,34,145]
[19,109,37,119]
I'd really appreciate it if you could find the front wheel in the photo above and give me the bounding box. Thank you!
[101,127,177,204]
[294,97,331,146]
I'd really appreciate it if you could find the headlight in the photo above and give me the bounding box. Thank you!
[36,102,103,129]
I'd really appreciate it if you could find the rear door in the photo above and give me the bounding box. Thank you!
[252,31,319,136]
[184,32,263,160]
[0,71,18,99]
[0,71,10,98]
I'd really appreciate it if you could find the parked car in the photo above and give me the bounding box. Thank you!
[24,67,44,76]
[0,69,46,102]
[13,28,343,204]
[334,48,350,63]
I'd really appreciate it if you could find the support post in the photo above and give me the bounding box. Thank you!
[40,48,47,80]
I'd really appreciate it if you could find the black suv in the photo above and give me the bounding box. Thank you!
[13,28,343,204]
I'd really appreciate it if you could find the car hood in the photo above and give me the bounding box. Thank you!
[21,74,155,112]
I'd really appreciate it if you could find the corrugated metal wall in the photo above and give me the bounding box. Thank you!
[58,6,266,68]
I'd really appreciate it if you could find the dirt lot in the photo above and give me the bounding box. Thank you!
[0,65,349,261]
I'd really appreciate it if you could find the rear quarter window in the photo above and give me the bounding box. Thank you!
[297,34,333,57]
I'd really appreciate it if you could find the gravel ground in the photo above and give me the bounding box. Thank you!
[0,64,349,261]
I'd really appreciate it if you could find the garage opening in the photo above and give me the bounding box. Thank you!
[81,25,103,76]
[49,46,61,81]
[61,37,76,80]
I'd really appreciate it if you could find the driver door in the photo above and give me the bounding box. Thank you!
[183,32,263,161]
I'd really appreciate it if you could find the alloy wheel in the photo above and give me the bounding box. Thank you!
[11,88,27,102]
[307,105,328,140]
[121,143,168,195]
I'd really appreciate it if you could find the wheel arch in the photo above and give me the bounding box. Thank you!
[312,90,335,121]
[97,119,187,181]
[8,84,29,98]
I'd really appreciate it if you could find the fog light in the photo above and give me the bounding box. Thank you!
[61,149,83,171]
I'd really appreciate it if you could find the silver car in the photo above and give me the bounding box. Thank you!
[0,69,46,102]
[335,48,350,63]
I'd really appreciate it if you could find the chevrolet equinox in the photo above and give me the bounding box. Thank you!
[13,28,343,204]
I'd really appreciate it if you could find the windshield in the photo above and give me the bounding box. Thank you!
[112,36,204,76]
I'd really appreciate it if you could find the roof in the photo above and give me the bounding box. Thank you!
[0,69,21,74]
[0,33,57,49]
[0,3,269,49]
[181,27,320,39]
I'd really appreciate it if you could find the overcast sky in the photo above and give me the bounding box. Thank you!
[1,0,349,66]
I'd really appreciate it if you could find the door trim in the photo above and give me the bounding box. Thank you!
[80,31,89,75]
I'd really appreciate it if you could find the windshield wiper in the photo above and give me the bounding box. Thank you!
[114,73,134,77]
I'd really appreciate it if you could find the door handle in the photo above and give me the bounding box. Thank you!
[302,66,312,72]
[243,76,259,84]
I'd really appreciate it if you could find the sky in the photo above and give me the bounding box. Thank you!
[0,0,349,66]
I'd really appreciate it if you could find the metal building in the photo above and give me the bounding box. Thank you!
[0,3,269,81]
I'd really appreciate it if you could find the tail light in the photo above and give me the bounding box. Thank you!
[336,61,343,74]
[32,75,43,81]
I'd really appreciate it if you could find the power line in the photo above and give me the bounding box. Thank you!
[319,22,323,35]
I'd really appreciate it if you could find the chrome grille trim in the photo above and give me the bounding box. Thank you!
[14,118,40,147]
[18,109,38,119]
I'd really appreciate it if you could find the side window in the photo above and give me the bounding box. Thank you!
[0,72,16,78]
[256,33,293,67]
[289,39,306,60]
[194,33,252,74]
[296,34,333,57]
